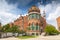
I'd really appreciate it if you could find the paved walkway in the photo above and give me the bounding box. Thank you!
[0,35,60,40]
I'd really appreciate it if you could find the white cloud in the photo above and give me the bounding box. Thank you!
[39,1,60,29]
[0,0,20,25]
[47,7,60,20]
[0,0,60,29]
[47,5,60,29]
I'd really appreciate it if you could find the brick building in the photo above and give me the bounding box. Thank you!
[10,6,46,35]
[56,16,60,31]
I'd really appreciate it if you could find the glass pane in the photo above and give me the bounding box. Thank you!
[37,15,39,19]
[34,14,36,19]
[32,26,34,30]
[36,14,37,18]
[38,26,40,30]
[32,14,34,19]
[29,14,32,19]
[32,23,34,30]
[36,25,38,30]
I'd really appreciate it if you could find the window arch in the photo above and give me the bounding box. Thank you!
[28,14,41,20]
[36,23,38,30]
[59,27,60,30]
[31,22,35,30]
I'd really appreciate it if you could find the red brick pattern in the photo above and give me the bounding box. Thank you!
[56,16,60,31]
[9,6,46,32]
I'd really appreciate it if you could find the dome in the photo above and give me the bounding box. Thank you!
[28,5,40,13]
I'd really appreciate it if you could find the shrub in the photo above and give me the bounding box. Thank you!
[44,24,59,35]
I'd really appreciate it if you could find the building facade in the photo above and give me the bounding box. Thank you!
[56,16,60,31]
[10,6,46,35]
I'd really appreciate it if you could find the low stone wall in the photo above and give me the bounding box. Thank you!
[0,32,19,38]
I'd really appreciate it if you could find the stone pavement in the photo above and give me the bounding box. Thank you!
[24,35,60,40]
[0,35,60,40]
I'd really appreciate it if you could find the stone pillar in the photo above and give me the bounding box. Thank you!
[40,27,43,35]
[35,25,36,36]
[30,25,32,35]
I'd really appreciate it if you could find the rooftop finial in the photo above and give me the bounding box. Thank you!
[28,5,40,13]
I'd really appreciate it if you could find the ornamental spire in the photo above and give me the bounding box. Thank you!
[43,10,46,19]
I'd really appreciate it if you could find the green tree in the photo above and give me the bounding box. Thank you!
[19,30,25,34]
[45,24,59,35]
[11,25,20,33]
[27,27,31,30]
[2,24,10,32]
[1,24,11,37]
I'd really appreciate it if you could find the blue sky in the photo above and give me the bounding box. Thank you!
[0,0,60,29]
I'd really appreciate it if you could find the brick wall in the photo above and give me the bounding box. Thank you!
[56,17,60,31]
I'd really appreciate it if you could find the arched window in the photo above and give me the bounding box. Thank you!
[30,15,31,19]
[36,23,38,30]
[28,14,32,20]
[32,14,34,19]
[36,14,37,18]
[34,14,36,19]
[32,23,34,30]
[37,14,40,19]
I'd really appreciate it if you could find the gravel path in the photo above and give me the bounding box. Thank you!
[0,35,60,40]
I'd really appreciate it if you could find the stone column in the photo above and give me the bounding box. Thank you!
[40,27,43,35]
[35,25,36,36]
[30,25,32,35]
[38,26,40,35]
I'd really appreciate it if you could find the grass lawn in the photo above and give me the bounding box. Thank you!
[17,36,38,39]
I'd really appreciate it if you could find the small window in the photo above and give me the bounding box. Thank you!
[32,33,35,35]
[31,14,34,19]
[36,23,38,30]
[36,33,38,35]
